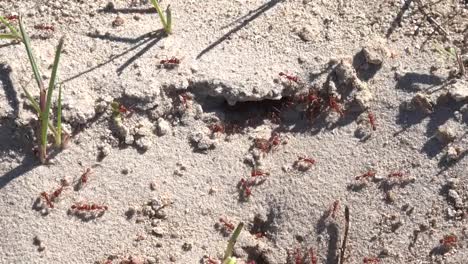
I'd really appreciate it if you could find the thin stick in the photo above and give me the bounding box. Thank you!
[414,0,450,41]
[339,206,350,264]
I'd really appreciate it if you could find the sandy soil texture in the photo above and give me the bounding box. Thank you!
[1,0,468,263]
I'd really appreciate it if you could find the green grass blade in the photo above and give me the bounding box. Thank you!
[18,16,44,92]
[0,33,18,39]
[150,0,170,34]
[222,222,243,263]
[21,85,58,136]
[55,84,62,147]
[0,16,21,39]
[165,5,172,34]
[21,86,41,114]
[41,37,64,150]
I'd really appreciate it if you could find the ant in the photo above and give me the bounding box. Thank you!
[5,15,19,21]
[219,217,235,231]
[363,257,380,263]
[329,200,340,219]
[355,170,376,181]
[40,192,54,208]
[388,171,404,178]
[328,96,344,116]
[254,133,283,153]
[70,203,108,211]
[298,157,315,165]
[309,248,317,264]
[160,57,181,69]
[279,72,300,83]
[251,169,269,177]
[368,112,377,131]
[34,24,54,31]
[440,234,457,248]
[239,178,253,197]
[80,168,92,185]
[208,123,225,134]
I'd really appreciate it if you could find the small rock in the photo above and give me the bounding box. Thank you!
[189,132,216,152]
[133,15,141,21]
[154,210,167,219]
[151,197,162,210]
[448,189,464,209]
[182,243,192,251]
[447,178,459,189]
[152,227,165,237]
[362,46,383,65]
[446,146,461,162]
[135,137,151,151]
[411,93,434,114]
[297,26,315,42]
[125,207,137,219]
[354,87,373,110]
[435,125,456,144]
[156,118,171,136]
[146,257,157,264]
[150,181,157,191]
[112,16,124,27]
[448,79,468,102]
[334,60,357,86]
[95,100,108,114]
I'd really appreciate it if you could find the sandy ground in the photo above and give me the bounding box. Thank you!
[1,0,468,263]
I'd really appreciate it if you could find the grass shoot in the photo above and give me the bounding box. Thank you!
[149,0,172,35]
[15,16,66,163]
[222,222,244,264]
[0,15,22,41]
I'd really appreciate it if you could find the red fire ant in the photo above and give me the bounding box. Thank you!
[239,178,253,197]
[80,168,92,185]
[388,171,404,178]
[40,179,69,208]
[298,157,316,165]
[208,123,225,134]
[279,72,300,83]
[34,24,54,31]
[5,15,19,21]
[70,203,108,211]
[254,133,283,153]
[160,57,181,70]
[219,217,235,231]
[355,170,376,181]
[254,232,265,239]
[309,248,317,264]
[160,57,180,65]
[329,200,340,219]
[328,96,344,116]
[368,112,377,131]
[294,248,303,264]
[251,169,270,177]
[440,234,457,248]
[40,192,54,208]
[363,257,380,263]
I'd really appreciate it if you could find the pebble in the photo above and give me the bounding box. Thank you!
[435,125,456,144]
[362,46,383,65]
[411,93,434,114]
[156,118,171,136]
[448,79,468,102]
[297,26,315,42]
[112,16,125,27]
[125,207,137,219]
[150,181,157,191]
[152,227,165,237]
[135,137,151,151]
